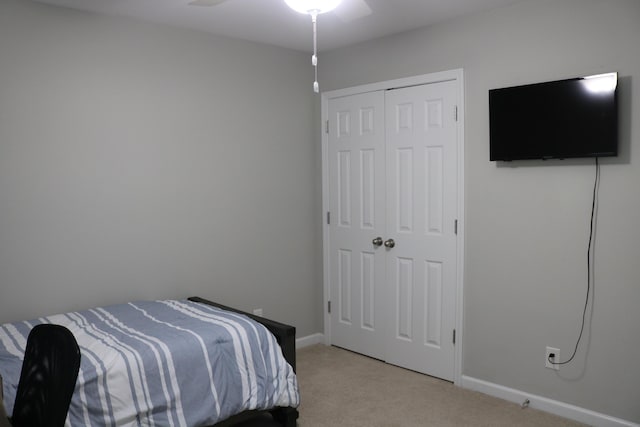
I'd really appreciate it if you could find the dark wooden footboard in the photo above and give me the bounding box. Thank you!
[188,296,299,427]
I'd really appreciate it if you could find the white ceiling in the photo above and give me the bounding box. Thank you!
[34,0,525,52]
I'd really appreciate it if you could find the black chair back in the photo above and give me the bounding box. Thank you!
[11,324,81,427]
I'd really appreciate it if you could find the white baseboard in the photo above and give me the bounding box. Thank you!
[461,375,639,427]
[296,333,324,349]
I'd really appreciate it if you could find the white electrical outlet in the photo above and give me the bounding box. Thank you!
[545,346,560,370]
[252,308,263,317]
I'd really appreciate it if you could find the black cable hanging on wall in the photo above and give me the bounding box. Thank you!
[549,157,600,366]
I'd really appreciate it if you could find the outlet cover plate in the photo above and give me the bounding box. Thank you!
[546,346,560,370]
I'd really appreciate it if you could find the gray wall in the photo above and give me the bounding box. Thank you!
[0,0,323,337]
[321,0,640,422]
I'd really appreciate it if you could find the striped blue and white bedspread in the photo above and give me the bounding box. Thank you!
[0,299,299,426]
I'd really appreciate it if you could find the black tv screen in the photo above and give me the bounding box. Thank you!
[489,73,618,161]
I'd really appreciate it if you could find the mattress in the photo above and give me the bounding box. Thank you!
[0,299,299,426]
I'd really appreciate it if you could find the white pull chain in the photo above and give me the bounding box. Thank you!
[311,11,319,93]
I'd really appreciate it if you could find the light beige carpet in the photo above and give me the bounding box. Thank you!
[233,344,587,426]
[298,344,586,427]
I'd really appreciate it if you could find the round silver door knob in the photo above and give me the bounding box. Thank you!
[384,239,395,248]
[372,237,383,247]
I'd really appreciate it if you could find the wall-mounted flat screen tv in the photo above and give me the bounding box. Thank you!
[489,72,618,161]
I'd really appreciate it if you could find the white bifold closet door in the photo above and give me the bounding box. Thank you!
[328,79,458,381]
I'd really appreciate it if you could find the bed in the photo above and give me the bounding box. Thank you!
[0,296,300,427]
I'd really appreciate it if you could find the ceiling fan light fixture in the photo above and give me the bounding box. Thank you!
[284,0,341,15]
[285,0,341,93]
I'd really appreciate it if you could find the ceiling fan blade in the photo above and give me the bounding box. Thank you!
[333,0,372,22]
[188,0,228,7]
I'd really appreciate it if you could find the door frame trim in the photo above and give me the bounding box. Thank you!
[321,69,465,385]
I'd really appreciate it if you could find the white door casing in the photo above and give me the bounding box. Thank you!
[322,70,465,384]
